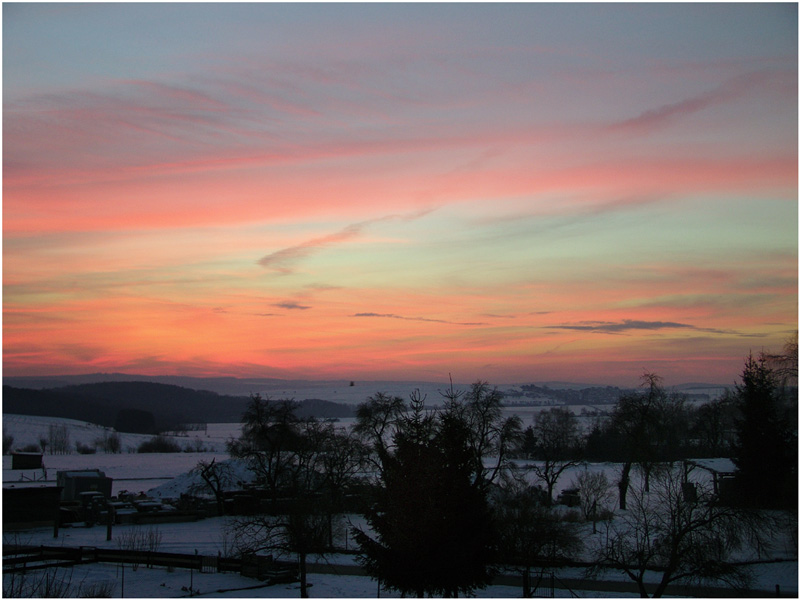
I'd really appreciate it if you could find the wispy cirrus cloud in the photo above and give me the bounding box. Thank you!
[353,312,485,326]
[546,319,738,335]
[609,71,779,134]
[257,209,434,274]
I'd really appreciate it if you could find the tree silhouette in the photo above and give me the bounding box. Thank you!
[732,353,797,509]
[610,373,687,509]
[494,475,581,597]
[590,465,764,598]
[228,394,364,598]
[353,392,496,597]
[528,406,581,505]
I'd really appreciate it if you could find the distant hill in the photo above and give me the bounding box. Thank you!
[2,382,354,431]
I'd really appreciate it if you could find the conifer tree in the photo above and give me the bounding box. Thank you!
[353,393,496,597]
[732,354,797,508]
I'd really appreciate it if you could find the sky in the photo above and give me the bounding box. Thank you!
[3,3,797,387]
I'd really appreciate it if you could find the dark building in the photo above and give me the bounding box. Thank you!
[57,469,113,502]
[10,452,43,470]
[3,486,63,534]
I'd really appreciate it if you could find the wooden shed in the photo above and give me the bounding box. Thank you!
[11,452,43,470]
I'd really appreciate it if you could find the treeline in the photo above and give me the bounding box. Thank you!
[508,383,630,405]
[507,383,715,406]
[581,389,738,461]
[520,358,796,510]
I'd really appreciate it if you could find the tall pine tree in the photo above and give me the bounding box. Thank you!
[732,354,797,509]
[353,395,495,597]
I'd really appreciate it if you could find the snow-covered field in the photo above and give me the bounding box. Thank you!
[3,414,797,598]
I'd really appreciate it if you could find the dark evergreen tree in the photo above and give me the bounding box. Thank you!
[732,354,797,509]
[353,394,496,597]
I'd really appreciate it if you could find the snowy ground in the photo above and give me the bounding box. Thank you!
[3,414,797,597]
[7,516,797,598]
[3,560,636,599]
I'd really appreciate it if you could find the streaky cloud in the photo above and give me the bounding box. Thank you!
[257,208,435,273]
[547,319,743,335]
[609,70,777,134]
[353,312,485,326]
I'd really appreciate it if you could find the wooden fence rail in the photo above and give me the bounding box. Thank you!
[3,544,292,581]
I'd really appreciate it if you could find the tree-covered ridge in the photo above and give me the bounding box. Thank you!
[2,382,354,432]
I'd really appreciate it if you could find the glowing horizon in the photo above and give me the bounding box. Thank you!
[3,3,797,387]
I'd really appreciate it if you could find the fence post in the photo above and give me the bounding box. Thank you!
[107,506,114,541]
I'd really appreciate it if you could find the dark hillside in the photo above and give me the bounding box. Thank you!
[3,382,354,430]
[2,386,118,427]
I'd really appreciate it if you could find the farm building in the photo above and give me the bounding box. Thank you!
[57,469,113,502]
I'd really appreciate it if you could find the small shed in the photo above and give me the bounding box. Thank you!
[11,452,43,470]
[57,469,113,502]
[683,459,737,504]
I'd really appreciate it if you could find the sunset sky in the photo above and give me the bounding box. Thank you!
[3,3,797,387]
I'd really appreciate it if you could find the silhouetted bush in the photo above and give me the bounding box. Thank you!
[75,441,96,454]
[137,435,181,453]
[95,431,121,454]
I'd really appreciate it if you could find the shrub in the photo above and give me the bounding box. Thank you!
[48,424,71,455]
[3,431,13,455]
[115,526,163,569]
[183,438,206,453]
[78,580,117,598]
[137,435,181,453]
[75,441,96,455]
[94,431,121,454]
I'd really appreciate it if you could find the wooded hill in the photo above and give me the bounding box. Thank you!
[2,382,354,433]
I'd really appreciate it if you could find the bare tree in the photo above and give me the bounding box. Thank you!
[191,458,234,516]
[228,395,364,598]
[494,474,582,597]
[764,330,798,387]
[352,391,406,475]
[688,393,737,456]
[573,468,615,533]
[611,373,688,509]
[95,430,121,454]
[441,380,523,492]
[47,424,71,455]
[528,406,581,505]
[590,465,764,598]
